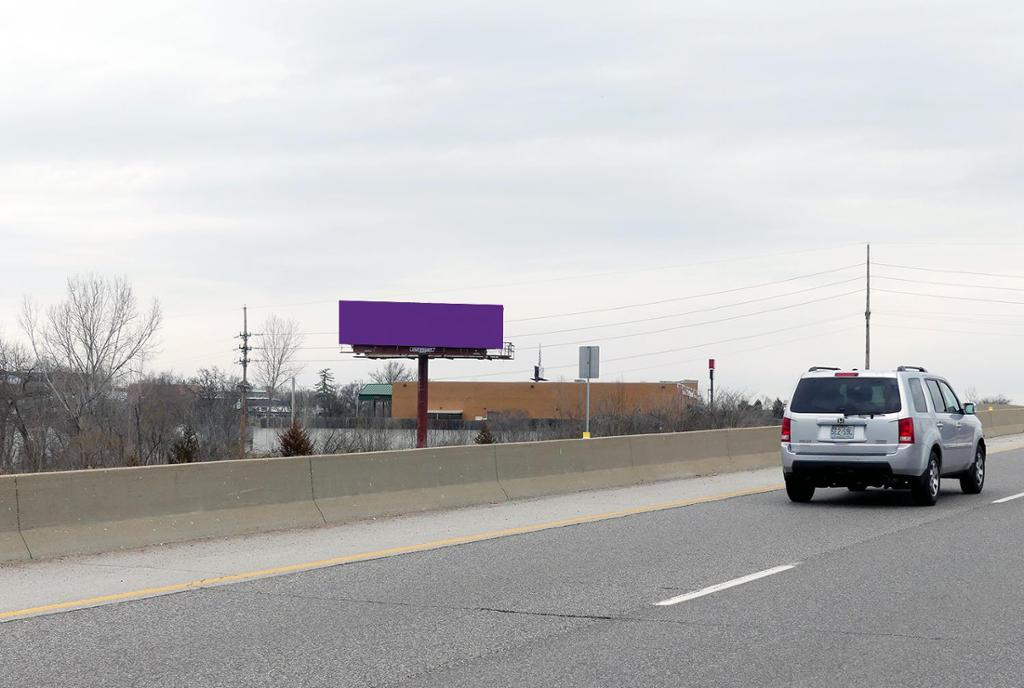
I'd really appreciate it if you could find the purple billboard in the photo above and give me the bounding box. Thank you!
[338,300,504,350]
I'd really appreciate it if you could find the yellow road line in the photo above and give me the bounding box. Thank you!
[0,483,782,622]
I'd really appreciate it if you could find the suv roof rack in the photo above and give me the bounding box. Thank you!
[808,366,841,372]
[897,365,927,372]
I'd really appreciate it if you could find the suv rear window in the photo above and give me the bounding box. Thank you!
[790,377,902,415]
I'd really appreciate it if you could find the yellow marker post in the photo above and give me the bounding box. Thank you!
[582,431,591,439]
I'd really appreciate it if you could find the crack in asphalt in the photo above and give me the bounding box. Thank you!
[222,586,958,644]
[220,586,623,622]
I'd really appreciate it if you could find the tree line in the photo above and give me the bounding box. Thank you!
[5,275,1009,473]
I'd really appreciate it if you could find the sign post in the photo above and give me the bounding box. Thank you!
[579,346,600,439]
[709,358,716,409]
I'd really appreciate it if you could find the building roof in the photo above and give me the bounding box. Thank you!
[359,383,393,398]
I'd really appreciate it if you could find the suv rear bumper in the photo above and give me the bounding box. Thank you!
[790,460,895,487]
[781,443,926,486]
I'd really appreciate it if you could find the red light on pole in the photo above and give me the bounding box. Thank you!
[708,358,715,408]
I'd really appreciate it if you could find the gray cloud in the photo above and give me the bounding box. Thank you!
[2,0,1023,399]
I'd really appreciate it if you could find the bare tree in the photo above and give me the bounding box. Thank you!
[20,275,161,434]
[0,335,37,472]
[336,379,363,416]
[370,361,414,385]
[188,366,241,460]
[129,373,195,466]
[254,315,304,421]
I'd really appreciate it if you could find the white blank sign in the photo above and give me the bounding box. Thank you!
[579,346,600,379]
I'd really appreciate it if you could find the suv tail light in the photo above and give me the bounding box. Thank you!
[898,417,915,444]
[781,417,792,442]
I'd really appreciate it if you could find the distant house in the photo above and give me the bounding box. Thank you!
[357,384,392,418]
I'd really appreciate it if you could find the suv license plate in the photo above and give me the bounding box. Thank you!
[830,425,855,440]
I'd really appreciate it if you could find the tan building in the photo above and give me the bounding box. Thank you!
[392,380,699,421]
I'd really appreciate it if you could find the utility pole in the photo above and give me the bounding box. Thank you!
[237,305,252,459]
[865,243,871,370]
[290,376,296,426]
[532,344,547,382]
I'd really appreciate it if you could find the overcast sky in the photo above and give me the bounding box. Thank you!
[2,0,1023,400]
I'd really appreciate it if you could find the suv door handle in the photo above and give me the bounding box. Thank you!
[955,421,962,429]
[936,421,944,428]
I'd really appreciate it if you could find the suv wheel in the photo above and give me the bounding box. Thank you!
[912,452,941,506]
[960,445,985,495]
[785,475,815,503]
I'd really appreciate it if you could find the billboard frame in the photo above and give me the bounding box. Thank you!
[339,300,514,448]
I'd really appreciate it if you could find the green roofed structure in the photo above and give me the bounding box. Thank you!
[358,384,392,418]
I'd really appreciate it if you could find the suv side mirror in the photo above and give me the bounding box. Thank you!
[963,402,976,415]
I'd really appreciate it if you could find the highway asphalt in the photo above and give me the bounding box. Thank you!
[2,446,1023,687]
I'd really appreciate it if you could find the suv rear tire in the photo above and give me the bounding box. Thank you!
[785,475,815,503]
[960,444,985,494]
[911,452,941,506]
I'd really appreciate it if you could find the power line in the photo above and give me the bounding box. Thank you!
[289,265,865,340]
[537,289,863,349]
[436,314,858,381]
[875,275,1024,293]
[161,244,862,321]
[879,323,1024,337]
[510,277,862,338]
[406,242,864,298]
[871,241,1024,247]
[507,263,864,324]
[875,288,1024,306]
[573,314,856,363]
[874,262,1024,281]
[292,284,863,356]
[601,325,863,378]
[874,311,1024,325]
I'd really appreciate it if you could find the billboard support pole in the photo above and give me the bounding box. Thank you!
[416,354,429,449]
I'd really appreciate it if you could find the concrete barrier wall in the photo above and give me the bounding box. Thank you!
[14,457,324,560]
[629,429,731,483]
[312,445,505,524]
[977,409,1024,438]
[0,477,30,562]
[496,436,635,499]
[726,426,785,471]
[2,409,1022,563]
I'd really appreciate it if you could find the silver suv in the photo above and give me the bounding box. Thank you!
[780,366,985,506]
